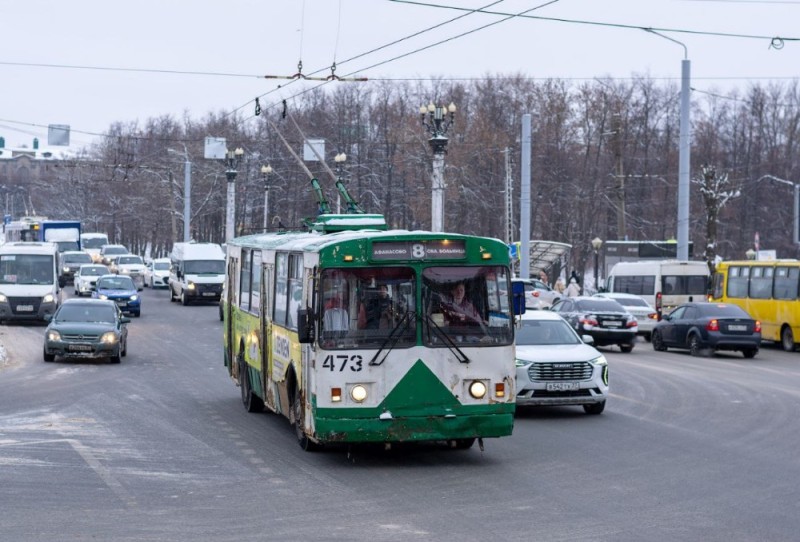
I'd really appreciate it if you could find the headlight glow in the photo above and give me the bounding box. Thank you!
[101,332,118,344]
[469,380,487,399]
[98,294,108,300]
[350,385,368,403]
[47,330,62,341]
[42,294,55,303]
[63,266,70,272]
[515,358,529,368]
[187,282,196,290]
[0,294,7,303]
[130,295,138,301]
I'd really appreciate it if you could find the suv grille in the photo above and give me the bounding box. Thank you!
[528,361,593,381]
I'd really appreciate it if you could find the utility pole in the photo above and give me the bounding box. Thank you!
[613,112,626,240]
[504,147,514,244]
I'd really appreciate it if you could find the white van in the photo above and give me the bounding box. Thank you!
[0,242,60,322]
[80,232,110,263]
[605,260,710,316]
[168,242,226,305]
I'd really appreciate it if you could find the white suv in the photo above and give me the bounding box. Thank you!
[515,310,609,414]
[512,278,562,310]
[144,257,171,288]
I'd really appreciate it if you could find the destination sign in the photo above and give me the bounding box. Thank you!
[371,240,466,260]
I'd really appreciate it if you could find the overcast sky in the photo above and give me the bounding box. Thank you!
[1,0,798,151]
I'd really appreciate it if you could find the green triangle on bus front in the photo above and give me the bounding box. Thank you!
[381,359,460,412]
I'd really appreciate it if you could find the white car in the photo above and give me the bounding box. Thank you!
[511,278,562,310]
[144,257,171,288]
[515,310,608,415]
[111,255,146,290]
[594,292,658,341]
[73,264,110,296]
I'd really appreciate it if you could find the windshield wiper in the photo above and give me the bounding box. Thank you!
[425,314,470,364]
[368,310,414,366]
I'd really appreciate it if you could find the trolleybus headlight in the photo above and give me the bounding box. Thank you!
[469,380,487,399]
[42,294,55,303]
[350,385,368,403]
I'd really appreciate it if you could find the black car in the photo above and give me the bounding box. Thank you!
[550,296,638,352]
[651,302,761,358]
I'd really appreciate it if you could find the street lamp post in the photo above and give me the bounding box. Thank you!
[592,237,603,293]
[334,152,346,213]
[225,148,244,242]
[260,164,273,232]
[420,102,456,232]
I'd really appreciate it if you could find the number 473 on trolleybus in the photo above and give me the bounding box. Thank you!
[222,214,524,451]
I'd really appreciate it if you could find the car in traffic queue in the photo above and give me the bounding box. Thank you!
[515,310,609,414]
[550,296,638,352]
[109,254,146,290]
[144,257,171,288]
[73,264,110,296]
[593,292,659,341]
[92,274,141,317]
[57,250,93,287]
[651,302,762,358]
[43,298,130,364]
[512,277,562,310]
[99,244,129,266]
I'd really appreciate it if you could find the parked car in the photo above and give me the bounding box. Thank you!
[43,298,129,364]
[92,274,141,317]
[515,310,608,414]
[144,257,171,288]
[99,244,129,266]
[512,277,562,310]
[651,302,761,358]
[57,250,93,287]
[73,264,110,296]
[110,254,146,290]
[550,296,638,352]
[594,292,658,341]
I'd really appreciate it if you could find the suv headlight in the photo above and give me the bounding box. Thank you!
[187,282,196,290]
[130,295,138,302]
[0,294,7,303]
[591,355,608,366]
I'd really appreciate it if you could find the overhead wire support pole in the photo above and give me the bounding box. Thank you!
[647,29,691,261]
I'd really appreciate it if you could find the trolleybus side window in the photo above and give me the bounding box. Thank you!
[774,266,799,300]
[287,254,303,330]
[274,253,288,326]
[240,249,252,311]
[251,251,262,312]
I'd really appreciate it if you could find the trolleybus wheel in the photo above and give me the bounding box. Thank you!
[239,353,264,413]
[292,383,320,452]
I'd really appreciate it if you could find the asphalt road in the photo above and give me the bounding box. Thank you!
[2,287,800,541]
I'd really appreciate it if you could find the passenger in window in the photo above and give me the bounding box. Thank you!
[441,282,483,326]
[323,294,349,332]
[358,284,396,329]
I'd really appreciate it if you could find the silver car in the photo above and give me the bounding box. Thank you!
[594,292,658,341]
[512,278,563,310]
[515,310,608,414]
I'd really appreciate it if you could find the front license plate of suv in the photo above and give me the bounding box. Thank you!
[202,292,216,297]
[546,382,580,391]
[16,305,34,312]
[68,344,93,352]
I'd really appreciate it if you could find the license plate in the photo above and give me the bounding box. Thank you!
[116,301,127,307]
[728,324,747,331]
[603,320,622,327]
[68,344,93,352]
[202,292,216,297]
[546,382,580,391]
[16,305,34,312]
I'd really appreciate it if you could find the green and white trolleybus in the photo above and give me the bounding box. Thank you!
[222,214,519,450]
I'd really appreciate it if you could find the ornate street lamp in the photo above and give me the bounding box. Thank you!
[261,164,273,232]
[745,248,757,260]
[420,102,456,232]
[592,237,604,292]
[225,147,244,242]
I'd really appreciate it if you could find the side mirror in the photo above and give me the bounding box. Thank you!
[511,281,526,316]
[120,316,131,324]
[297,309,314,344]
[581,334,594,345]
[44,314,53,322]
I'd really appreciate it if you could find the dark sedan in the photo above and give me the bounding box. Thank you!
[550,296,638,352]
[651,302,761,358]
[43,298,130,364]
